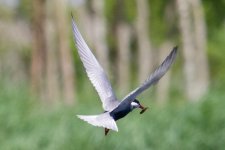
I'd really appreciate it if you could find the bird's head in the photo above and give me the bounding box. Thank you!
[131,99,145,110]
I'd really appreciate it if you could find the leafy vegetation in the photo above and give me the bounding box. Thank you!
[0,80,225,150]
[208,25,225,85]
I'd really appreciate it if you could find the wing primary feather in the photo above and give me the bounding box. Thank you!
[72,16,119,111]
[121,47,178,104]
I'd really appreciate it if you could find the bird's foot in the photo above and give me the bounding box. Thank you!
[105,128,110,136]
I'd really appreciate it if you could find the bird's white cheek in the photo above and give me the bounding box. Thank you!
[131,102,139,108]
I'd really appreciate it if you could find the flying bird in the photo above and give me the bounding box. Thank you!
[72,16,177,136]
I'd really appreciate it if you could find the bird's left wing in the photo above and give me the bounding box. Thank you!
[120,47,178,105]
[72,16,119,111]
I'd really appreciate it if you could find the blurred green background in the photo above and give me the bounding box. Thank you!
[1,0,225,149]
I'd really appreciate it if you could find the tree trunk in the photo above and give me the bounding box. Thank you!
[55,0,76,105]
[31,0,47,100]
[116,23,131,93]
[46,1,61,103]
[190,0,209,99]
[135,0,153,83]
[176,0,196,100]
[176,0,209,101]
[91,0,110,73]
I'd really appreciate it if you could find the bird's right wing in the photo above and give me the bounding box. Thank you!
[120,47,178,105]
[72,16,119,111]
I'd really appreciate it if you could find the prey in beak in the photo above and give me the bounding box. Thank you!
[132,99,149,114]
[139,104,149,114]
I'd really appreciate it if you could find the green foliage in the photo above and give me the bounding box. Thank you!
[149,0,168,45]
[203,0,225,35]
[1,81,225,150]
[17,0,32,21]
[208,25,225,85]
[123,0,136,23]
[105,0,136,24]
[105,0,117,24]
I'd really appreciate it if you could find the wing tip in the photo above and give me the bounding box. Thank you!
[114,124,119,132]
[77,115,83,121]
[172,46,178,56]
[76,115,82,118]
[174,45,178,51]
[71,12,75,24]
[71,12,74,19]
[167,45,178,62]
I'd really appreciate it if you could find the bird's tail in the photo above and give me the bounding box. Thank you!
[77,112,118,132]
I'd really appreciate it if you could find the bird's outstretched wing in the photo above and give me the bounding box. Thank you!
[120,47,178,105]
[72,16,119,111]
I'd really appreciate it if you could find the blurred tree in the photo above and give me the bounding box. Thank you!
[55,0,76,105]
[203,0,225,35]
[31,0,47,100]
[46,1,61,103]
[176,0,196,101]
[115,0,132,93]
[31,0,76,104]
[176,0,209,101]
[91,0,110,74]
[17,0,32,21]
[135,0,153,83]
[155,1,177,103]
[149,0,168,45]
[190,0,209,100]
[116,23,131,93]
[2,0,225,108]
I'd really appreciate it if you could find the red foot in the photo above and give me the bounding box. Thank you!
[105,128,110,136]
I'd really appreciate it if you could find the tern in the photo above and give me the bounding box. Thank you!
[72,16,177,135]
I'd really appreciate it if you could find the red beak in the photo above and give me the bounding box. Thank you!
[139,104,145,110]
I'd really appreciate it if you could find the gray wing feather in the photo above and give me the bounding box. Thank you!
[72,17,119,111]
[120,47,178,104]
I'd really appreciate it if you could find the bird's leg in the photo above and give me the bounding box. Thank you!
[139,104,149,114]
[105,128,110,136]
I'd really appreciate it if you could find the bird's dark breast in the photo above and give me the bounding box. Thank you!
[109,102,131,121]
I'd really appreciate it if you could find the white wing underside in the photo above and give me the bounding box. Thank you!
[77,112,118,131]
[72,18,120,111]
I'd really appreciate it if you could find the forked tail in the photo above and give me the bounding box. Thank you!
[77,112,118,132]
